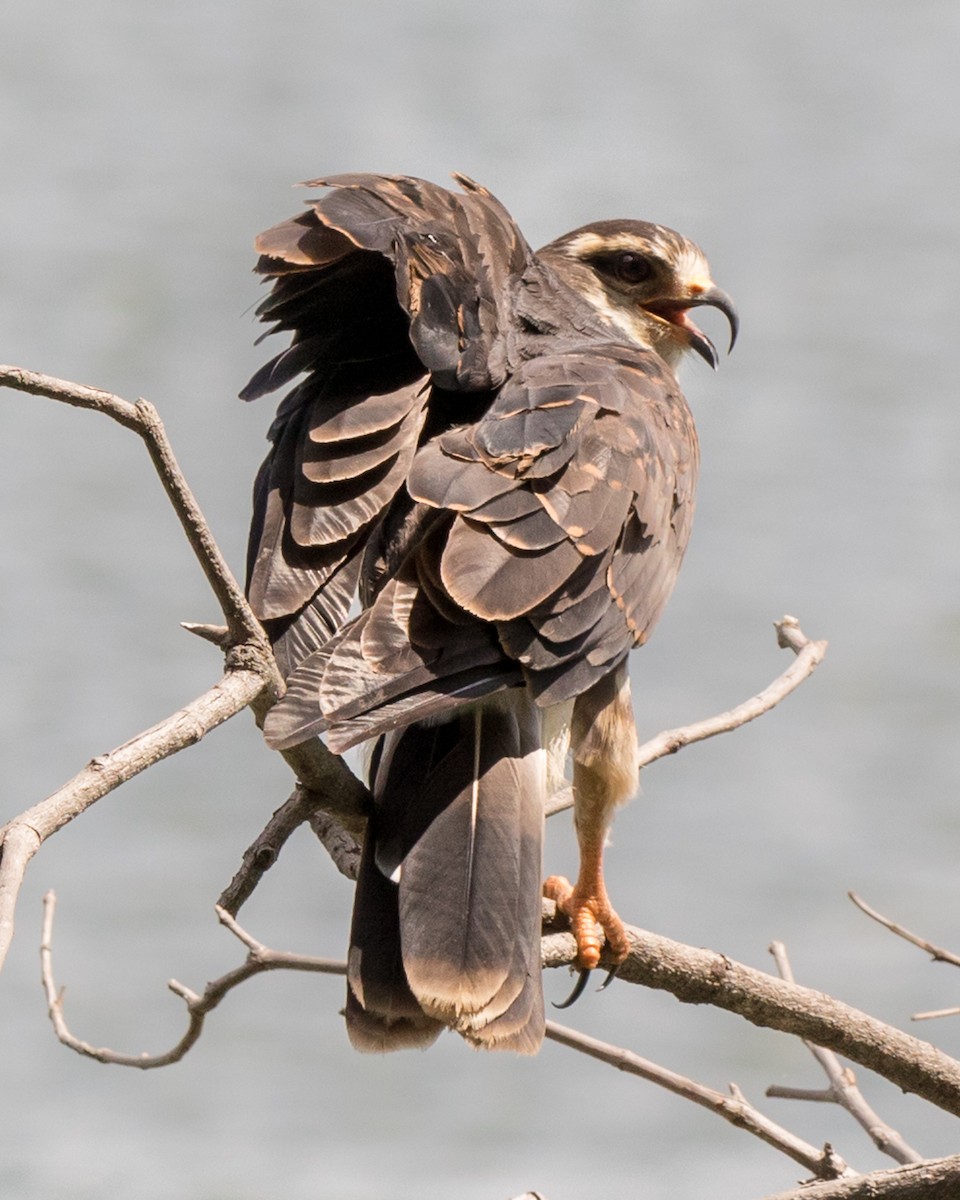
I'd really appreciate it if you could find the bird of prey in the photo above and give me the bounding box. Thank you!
[241,173,736,1054]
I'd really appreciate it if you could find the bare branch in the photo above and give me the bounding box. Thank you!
[636,615,826,770]
[42,884,960,1134]
[216,787,362,916]
[35,891,859,1183]
[913,1007,960,1021]
[758,1154,960,1200]
[309,811,362,881]
[540,928,960,1118]
[0,364,371,973]
[545,1021,855,1180]
[766,942,923,1164]
[0,826,37,969]
[0,365,265,650]
[40,892,345,1069]
[38,891,960,1200]
[182,621,232,647]
[0,668,267,973]
[849,892,960,969]
[545,616,826,818]
[217,788,320,914]
[848,894,960,1021]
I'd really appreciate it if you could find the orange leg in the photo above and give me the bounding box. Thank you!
[544,662,639,971]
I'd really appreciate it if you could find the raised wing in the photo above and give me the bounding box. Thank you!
[243,174,711,1055]
[243,174,537,676]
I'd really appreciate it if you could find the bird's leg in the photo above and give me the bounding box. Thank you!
[544,661,639,973]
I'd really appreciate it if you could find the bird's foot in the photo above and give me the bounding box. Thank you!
[543,874,630,971]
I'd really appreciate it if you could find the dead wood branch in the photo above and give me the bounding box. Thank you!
[40,892,344,1069]
[0,365,265,649]
[848,893,960,1021]
[216,788,362,917]
[0,364,371,979]
[45,895,960,1195]
[540,928,960,1118]
[758,1154,960,1200]
[849,892,960,971]
[545,615,826,818]
[0,669,266,972]
[765,941,923,1164]
[40,879,960,1121]
[544,1021,854,1180]
[636,614,826,769]
[40,893,852,1178]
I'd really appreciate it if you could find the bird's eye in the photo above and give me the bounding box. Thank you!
[590,250,655,286]
[613,252,653,285]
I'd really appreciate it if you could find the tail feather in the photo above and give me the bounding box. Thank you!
[344,827,443,1053]
[345,690,547,1053]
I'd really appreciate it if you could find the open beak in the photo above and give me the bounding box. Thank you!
[646,286,739,369]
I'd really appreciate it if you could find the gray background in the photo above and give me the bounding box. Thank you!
[2,2,959,1198]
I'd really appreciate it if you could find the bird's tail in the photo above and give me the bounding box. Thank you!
[345,689,546,1053]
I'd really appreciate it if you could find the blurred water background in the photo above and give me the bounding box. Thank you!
[2,3,960,1198]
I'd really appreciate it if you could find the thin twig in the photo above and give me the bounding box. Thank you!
[849,892,960,969]
[40,892,345,1069]
[0,670,266,973]
[0,366,266,650]
[913,1007,960,1021]
[848,894,960,1021]
[545,1021,854,1180]
[766,942,923,1164]
[545,616,826,818]
[639,615,826,768]
[217,788,321,914]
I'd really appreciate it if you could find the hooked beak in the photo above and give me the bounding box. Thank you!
[645,285,739,369]
[682,286,739,368]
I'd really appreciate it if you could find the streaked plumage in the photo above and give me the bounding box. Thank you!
[242,173,736,1052]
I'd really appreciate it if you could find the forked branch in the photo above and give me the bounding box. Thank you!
[0,365,369,977]
[40,895,851,1177]
[40,892,344,1069]
[544,1021,854,1180]
[765,941,922,1164]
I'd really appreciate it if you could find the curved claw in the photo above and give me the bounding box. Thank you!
[598,966,620,992]
[552,969,592,1010]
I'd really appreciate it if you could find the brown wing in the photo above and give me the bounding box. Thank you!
[264,339,697,750]
[246,176,702,1057]
[414,342,698,704]
[243,174,535,676]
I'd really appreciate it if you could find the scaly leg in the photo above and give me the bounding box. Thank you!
[544,660,639,972]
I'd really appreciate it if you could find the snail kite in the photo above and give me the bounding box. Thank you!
[242,173,736,1053]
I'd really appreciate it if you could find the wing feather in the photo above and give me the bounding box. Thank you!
[245,173,706,1055]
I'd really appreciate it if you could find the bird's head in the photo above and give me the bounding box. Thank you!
[538,220,738,370]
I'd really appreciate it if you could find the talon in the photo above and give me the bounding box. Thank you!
[598,966,620,991]
[552,969,592,1010]
[543,873,629,972]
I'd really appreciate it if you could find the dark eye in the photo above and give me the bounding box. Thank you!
[591,250,654,286]
[613,251,653,284]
